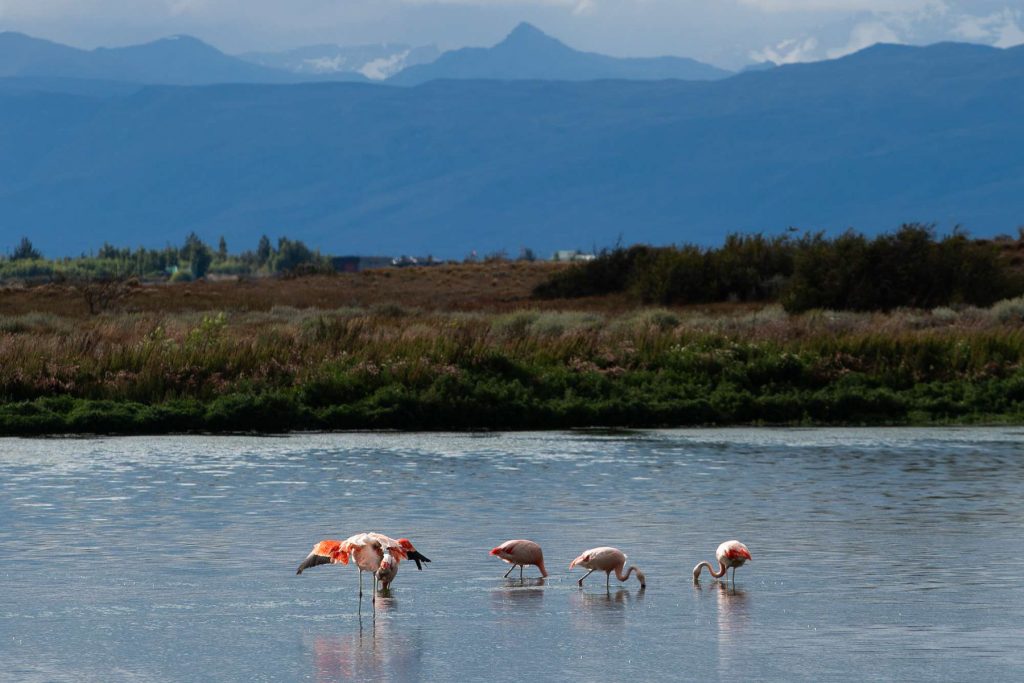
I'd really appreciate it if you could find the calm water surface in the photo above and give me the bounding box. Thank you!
[1,429,1023,681]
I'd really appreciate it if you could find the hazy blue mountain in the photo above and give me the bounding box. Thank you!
[1,41,1023,258]
[0,32,300,84]
[240,43,439,81]
[390,23,733,84]
[0,76,143,98]
[741,61,777,72]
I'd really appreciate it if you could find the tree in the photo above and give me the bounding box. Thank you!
[11,237,41,261]
[272,236,316,272]
[217,236,228,262]
[179,232,213,278]
[191,246,213,278]
[257,235,272,266]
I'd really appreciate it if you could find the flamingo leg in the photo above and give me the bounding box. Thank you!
[358,569,363,598]
[578,569,595,587]
[520,565,524,580]
[504,564,516,578]
[606,572,611,590]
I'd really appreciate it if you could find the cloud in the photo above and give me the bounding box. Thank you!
[750,36,819,63]
[737,0,934,12]
[954,8,1024,46]
[572,0,595,16]
[749,2,1024,64]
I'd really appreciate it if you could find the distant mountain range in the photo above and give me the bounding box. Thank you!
[0,32,308,85]
[240,43,440,81]
[0,25,735,87]
[1,40,1023,259]
[390,23,733,84]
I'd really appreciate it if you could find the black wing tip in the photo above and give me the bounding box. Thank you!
[296,554,333,575]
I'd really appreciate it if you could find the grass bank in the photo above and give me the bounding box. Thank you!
[4,302,1024,435]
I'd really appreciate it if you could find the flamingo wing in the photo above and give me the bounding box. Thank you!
[493,540,542,565]
[490,540,519,563]
[721,540,752,562]
[296,539,348,574]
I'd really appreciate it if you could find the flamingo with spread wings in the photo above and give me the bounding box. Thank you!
[296,532,430,601]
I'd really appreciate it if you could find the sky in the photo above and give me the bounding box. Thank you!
[1,0,1022,69]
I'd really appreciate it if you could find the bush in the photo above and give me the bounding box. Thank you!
[991,296,1024,323]
[533,245,653,299]
[532,226,1023,312]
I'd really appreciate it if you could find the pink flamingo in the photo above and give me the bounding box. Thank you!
[372,534,431,590]
[569,546,646,589]
[296,532,429,601]
[692,540,752,584]
[490,539,549,579]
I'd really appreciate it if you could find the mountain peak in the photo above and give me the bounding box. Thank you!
[133,34,218,52]
[390,20,731,84]
[157,35,205,45]
[501,22,561,48]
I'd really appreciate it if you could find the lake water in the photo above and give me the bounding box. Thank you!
[2,429,1022,681]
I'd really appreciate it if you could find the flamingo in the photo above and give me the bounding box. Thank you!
[692,540,752,585]
[296,532,430,601]
[490,539,549,579]
[373,534,431,588]
[569,547,646,589]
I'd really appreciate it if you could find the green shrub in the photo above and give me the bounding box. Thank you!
[532,226,1022,312]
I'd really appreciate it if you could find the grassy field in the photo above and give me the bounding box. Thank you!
[3,262,1024,434]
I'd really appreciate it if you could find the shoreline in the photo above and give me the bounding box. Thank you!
[3,395,1022,437]
[4,419,1021,440]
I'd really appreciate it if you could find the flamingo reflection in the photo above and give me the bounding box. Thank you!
[490,578,546,615]
[569,587,645,629]
[310,612,420,683]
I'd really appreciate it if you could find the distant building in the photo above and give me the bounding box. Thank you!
[552,250,596,262]
[330,256,394,273]
[392,255,439,267]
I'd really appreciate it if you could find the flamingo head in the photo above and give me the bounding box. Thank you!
[398,538,431,570]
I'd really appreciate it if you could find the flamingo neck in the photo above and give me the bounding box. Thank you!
[615,564,646,587]
[537,560,549,578]
[694,561,727,579]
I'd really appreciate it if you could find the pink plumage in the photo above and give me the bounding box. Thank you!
[569,546,646,589]
[693,540,752,584]
[490,539,548,578]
